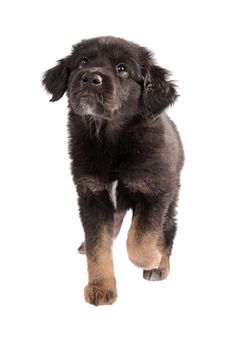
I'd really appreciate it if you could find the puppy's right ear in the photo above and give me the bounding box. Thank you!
[42,59,70,102]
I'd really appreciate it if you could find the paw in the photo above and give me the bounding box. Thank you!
[143,256,170,281]
[78,242,86,254]
[143,268,167,281]
[84,281,117,306]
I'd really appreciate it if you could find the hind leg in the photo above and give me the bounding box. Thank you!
[143,197,177,281]
[78,241,86,254]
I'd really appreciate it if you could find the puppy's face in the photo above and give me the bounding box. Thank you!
[68,38,145,120]
[43,37,178,126]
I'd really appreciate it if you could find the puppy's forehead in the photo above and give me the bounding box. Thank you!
[72,37,142,63]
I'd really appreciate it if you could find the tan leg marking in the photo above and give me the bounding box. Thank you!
[78,211,125,256]
[85,228,117,306]
[127,216,162,270]
[158,255,170,279]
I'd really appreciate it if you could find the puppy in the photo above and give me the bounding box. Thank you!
[42,36,184,306]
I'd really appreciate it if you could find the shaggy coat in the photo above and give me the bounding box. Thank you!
[43,36,184,306]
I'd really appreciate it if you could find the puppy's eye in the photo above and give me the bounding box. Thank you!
[79,57,88,68]
[116,63,128,77]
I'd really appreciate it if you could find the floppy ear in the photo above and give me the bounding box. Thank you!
[42,59,70,102]
[142,64,178,117]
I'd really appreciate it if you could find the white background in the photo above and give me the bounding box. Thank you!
[1,0,232,349]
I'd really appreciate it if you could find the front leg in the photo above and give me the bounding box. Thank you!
[127,196,172,280]
[78,193,117,306]
[78,210,126,254]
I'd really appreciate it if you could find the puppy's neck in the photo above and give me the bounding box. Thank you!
[104,115,126,143]
[73,110,143,144]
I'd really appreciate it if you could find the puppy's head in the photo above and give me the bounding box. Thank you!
[43,36,178,123]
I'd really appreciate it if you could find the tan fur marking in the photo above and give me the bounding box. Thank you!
[88,228,115,281]
[78,211,125,256]
[158,255,170,279]
[85,227,117,306]
[127,216,162,270]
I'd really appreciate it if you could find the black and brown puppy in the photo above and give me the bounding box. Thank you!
[43,36,184,306]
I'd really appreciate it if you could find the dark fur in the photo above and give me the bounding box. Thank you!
[42,36,184,306]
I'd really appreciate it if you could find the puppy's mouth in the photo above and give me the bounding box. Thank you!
[70,92,105,117]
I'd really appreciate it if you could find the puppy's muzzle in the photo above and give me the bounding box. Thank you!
[81,72,103,88]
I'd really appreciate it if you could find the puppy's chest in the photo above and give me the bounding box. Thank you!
[81,134,145,176]
[75,131,157,204]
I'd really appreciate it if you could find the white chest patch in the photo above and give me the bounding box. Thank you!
[109,180,118,209]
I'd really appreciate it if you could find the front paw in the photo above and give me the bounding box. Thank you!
[84,280,117,306]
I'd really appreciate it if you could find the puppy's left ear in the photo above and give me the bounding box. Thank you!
[42,59,70,102]
[142,64,178,117]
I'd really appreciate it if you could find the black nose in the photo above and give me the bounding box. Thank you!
[81,72,103,86]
